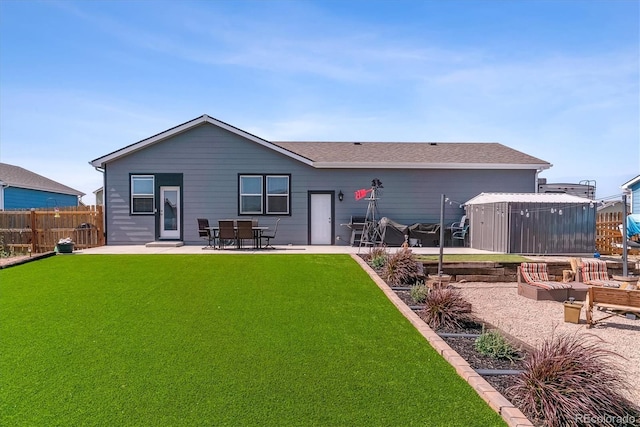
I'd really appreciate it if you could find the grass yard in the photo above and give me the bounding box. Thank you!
[1,255,505,426]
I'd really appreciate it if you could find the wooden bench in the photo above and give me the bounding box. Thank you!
[585,286,640,327]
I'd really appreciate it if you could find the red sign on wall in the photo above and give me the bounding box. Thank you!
[354,189,370,200]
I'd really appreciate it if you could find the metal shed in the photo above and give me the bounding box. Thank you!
[465,193,596,255]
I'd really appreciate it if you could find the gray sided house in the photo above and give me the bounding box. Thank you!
[465,193,596,255]
[89,115,551,246]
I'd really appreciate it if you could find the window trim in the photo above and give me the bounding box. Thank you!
[130,174,155,215]
[238,174,291,216]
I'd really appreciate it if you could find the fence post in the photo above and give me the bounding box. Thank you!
[30,208,38,253]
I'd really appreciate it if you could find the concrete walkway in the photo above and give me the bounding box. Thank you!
[76,244,499,255]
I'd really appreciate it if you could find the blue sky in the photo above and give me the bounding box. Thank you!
[1,0,638,204]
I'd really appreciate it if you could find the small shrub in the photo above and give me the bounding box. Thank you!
[367,246,388,268]
[507,333,640,426]
[419,288,474,330]
[382,248,421,286]
[474,330,520,362]
[410,284,429,303]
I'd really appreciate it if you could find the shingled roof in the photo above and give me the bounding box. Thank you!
[273,141,550,169]
[0,163,84,196]
[90,114,551,171]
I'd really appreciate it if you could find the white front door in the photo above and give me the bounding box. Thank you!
[160,186,180,239]
[310,193,333,244]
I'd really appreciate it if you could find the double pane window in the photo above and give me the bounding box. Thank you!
[131,175,154,214]
[239,175,289,215]
[240,176,263,214]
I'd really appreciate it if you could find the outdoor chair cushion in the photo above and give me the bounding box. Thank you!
[519,262,572,290]
[581,259,621,288]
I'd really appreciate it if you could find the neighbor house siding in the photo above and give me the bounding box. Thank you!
[3,187,78,210]
[631,184,640,214]
[103,122,538,245]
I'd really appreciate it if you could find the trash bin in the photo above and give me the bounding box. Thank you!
[563,301,583,324]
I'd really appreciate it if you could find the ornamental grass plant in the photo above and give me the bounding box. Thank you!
[382,247,422,287]
[419,287,475,330]
[507,333,640,427]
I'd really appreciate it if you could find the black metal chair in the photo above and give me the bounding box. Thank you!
[197,218,216,249]
[260,218,280,249]
[236,220,255,249]
[218,220,236,249]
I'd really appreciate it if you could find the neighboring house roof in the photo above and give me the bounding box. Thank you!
[90,114,552,171]
[0,162,84,196]
[622,175,640,189]
[465,192,594,205]
[597,201,627,212]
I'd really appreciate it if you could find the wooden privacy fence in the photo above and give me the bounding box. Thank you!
[0,206,104,254]
[596,211,639,255]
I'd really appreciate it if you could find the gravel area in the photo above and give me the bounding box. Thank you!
[454,282,640,403]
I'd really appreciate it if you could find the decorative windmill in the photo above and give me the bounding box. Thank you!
[356,178,384,249]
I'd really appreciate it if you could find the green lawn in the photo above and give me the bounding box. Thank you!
[1,255,505,426]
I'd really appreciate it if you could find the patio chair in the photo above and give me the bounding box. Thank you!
[580,259,625,288]
[260,218,280,249]
[197,218,217,249]
[517,262,573,301]
[236,220,255,249]
[449,214,467,232]
[218,220,236,249]
[451,224,469,246]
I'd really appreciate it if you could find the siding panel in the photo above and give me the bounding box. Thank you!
[4,188,79,209]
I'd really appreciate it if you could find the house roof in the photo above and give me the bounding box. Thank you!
[597,200,629,212]
[622,174,640,189]
[90,115,313,168]
[465,192,594,205]
[273,141,550,169]
[0,163,84,196]
[90,114,552,171]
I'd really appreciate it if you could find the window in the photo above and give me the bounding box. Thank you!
[239,174,290,215]
[266,176,289,214]
[239,175,263,214]
[131,175,154,214]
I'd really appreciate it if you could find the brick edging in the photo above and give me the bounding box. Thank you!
[350,254,534,427]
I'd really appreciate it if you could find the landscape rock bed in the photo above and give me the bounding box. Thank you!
[393,289,529,402]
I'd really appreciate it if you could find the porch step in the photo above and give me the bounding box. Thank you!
[145,241,184,248]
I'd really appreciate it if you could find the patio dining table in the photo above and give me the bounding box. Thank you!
[207,224,269,249]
